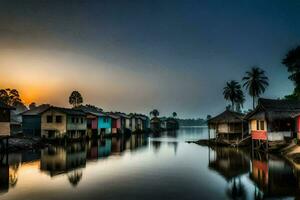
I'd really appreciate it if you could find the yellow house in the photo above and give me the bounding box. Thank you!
[41,106,87,139]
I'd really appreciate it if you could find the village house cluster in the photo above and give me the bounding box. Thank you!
[0,103,179,140]
[0,103,150,139]
[208,98,300,151]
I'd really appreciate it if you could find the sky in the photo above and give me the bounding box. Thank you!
[0,0,300,118]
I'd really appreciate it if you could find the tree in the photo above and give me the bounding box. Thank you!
[223,81,244,111]
[235,90,245,112]
[172,112,177,118]
[69,91,83,108]
[242,67,269,109]
[67,170,82,187]
[282,45,300,98]
[29,102,37,110]
[0,88,23,106]
[206,115,212,121]
[150,109,159,118]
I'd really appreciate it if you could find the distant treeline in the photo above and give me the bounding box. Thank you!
[177,118,207,126]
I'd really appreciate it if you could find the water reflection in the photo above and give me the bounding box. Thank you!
[250,152,300,199]
[0,153,22,195]
[3,128,300,199]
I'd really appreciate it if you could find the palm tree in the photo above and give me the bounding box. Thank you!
[223,81,244,111]
[172,112,177,118]
[69,91,83,108]
[150,109,159,118]
[243,67,269,109]
[235,89,245,112]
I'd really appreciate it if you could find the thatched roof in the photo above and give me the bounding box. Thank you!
[208,110,245,124]
[245,98,300,120]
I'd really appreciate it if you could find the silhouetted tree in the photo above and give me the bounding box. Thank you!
[242,67,269,109]
[0,88,23,106]
[29,102,37,110]
[206,115,212,121]
[282,45,300,99]
[69,91,83,108]
[150,109,159,118]
[223,81,244,111]
[172,112,177,118]
[235,91,245,112]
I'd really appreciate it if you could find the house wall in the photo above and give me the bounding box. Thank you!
[268,132,291,141]
[41,110,67,138]
[116,118,121,129]
[137,118,142,130]
[22,115,42,136]
[67,115,86,131]
[125,118,131,129]
[217,123,229,133]
[0,122,10,136]
[91,119,98,129]
[131,118,136,131]
[98,116,111,129]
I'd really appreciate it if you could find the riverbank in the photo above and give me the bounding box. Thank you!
[5,137,49,152]
[187,137,251,147]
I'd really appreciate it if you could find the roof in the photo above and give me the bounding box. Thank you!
[108,113,120,119]
[208,110,245,124]
[22,104,50,115]
[0,101,14,109]
[42,106,86,116]
[150,117,161,123]
[113,112,131,119]
[129,113,149,120]
[245,98,300,120]
[76,105,106,117]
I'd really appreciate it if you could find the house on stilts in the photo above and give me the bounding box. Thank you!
[208,109,248,142]
[245,98,300,151]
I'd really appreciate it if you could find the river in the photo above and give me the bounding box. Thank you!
[1,126,299,200]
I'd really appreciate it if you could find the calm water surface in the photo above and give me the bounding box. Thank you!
[1,126,299,200]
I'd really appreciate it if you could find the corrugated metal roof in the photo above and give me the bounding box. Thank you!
[42,106,86,116]
[22,104,50,115]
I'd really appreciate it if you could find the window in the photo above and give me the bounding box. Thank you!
[47,115,53,123]
[256,120,265,130]
[76,118,79,123]
[71,117,75,123]
[56,115,62,123]
[260,121,265,130]
[81,118,84,123]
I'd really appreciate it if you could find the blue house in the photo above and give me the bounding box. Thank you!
[22,104,50,137]
[98,114,112,135]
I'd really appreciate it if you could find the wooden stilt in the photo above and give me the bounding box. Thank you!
[208,124,210,142]
[252,139,254,158]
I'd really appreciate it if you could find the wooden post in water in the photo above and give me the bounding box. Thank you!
[241,121,244,140]
[208,124,210,142]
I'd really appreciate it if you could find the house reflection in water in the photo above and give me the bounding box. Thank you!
[250,152,300,199]
[0,153,22,195]
[208,147,250,199]
[40,143,87,178]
